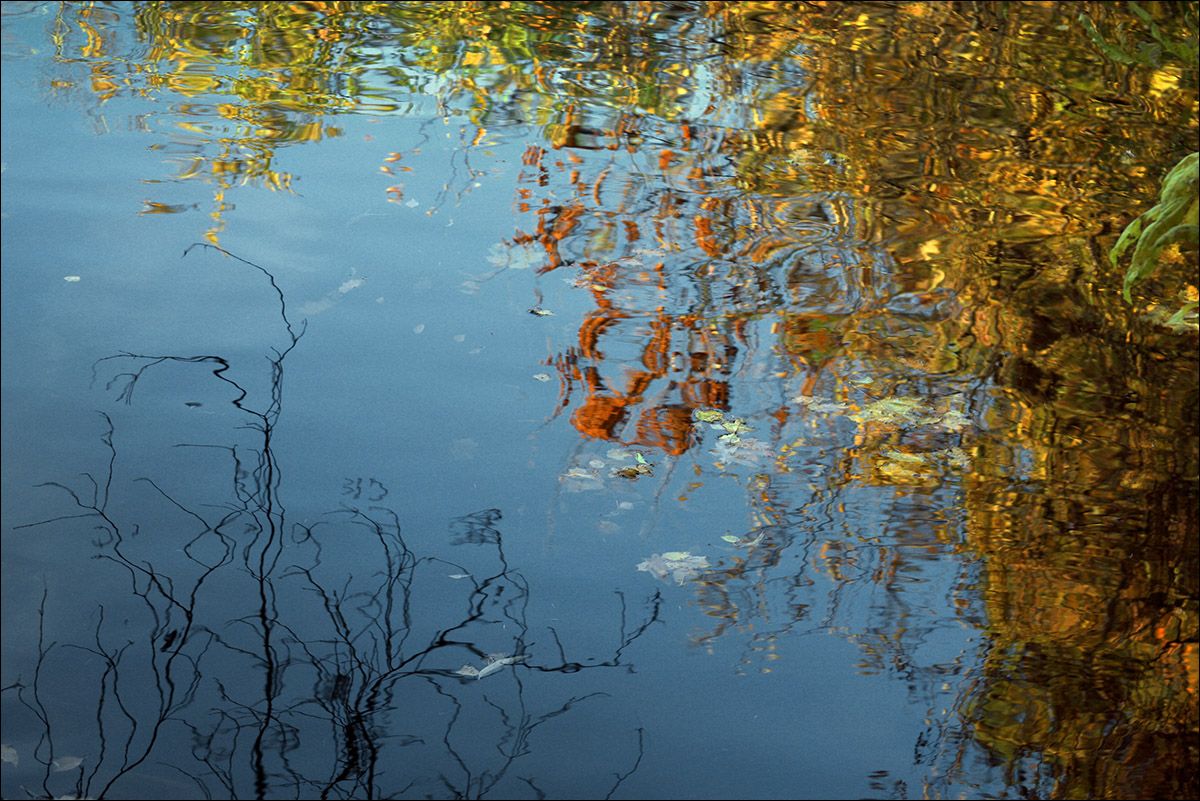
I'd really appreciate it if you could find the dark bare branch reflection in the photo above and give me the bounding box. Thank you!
[3,246,656,800]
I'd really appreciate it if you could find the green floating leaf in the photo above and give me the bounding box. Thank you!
[721,418,751,435]
[721,534,740,544]
[634,452,649,465]
[850,397,927,424]
[693,409,725,423]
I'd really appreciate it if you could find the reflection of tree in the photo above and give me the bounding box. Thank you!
[46,1,707,241]
[497,4,1199,797]
[27,2,1200,798]
[767,5,1199,797]
[3,246,658,800]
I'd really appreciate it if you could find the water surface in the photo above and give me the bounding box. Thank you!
[2,2,1197,799]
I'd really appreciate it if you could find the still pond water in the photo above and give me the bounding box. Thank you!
[1,2,1197,799]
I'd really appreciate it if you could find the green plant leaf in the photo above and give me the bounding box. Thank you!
[1113,152,1199,301]
[1165,300,1200,330]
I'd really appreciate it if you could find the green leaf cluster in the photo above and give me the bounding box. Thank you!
[1079,1,1199,68]
[1109,151,1199,303]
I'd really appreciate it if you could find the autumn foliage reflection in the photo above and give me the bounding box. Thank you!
[33,1,1200,798]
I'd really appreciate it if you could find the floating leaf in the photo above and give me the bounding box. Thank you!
[561,466,604,491]
[457,652,529,680]
[488,241,543,271]
[636,552,711,585]
[882,448,928,464]
[52,756,84,772]
[721,534,740,543]
[793,396,849,414]
[876,460,925,482]
[532,373,552,382]
[739,531,767,548]
[721,418,751,435]
[1,743,17,767]
[926,409,972,431]
[850,397,927,424]
[710,437,773,468]
[940,447,971,469]
[447,574,471,580]
[63,275,81,282]
[615,463,652,479]
[139,201,189,215]
[693,409,725,423]
[478,653,529,679]
[718,432,741,445]
[634,452,649,465]
[529,307,554,316]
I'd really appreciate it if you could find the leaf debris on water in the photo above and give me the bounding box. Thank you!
[615,463,653,480]
[636,552,711,585]
[721,418,751,436]
[455,652,529,680]
[793,396,850,413]
[561,466,604,492]
[51,756,84,772]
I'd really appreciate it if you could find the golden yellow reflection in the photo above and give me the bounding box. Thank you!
[41,1,1199,796]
